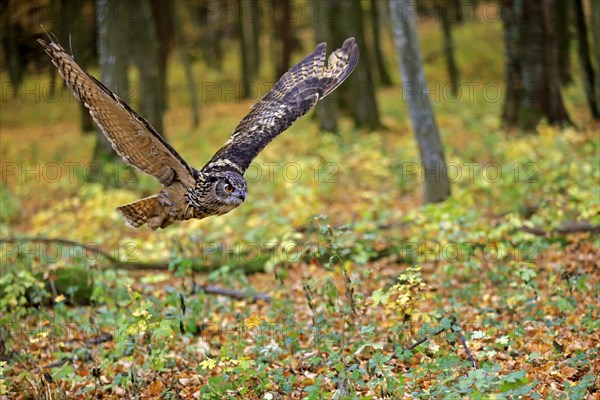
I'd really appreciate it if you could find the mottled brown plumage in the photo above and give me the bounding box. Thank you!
[39,36,359,229]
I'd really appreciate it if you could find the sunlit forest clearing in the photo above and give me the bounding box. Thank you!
[1,1,599,398]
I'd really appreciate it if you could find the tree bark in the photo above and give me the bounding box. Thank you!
[501,0,571,130]
[339,0,382,130]
[390,0,451,204]
[500,0,521,125]
[370,0,393,87]
[555,0,572,85]
[149,0,173,112]
[94,0,128,163]
[58,0,95,133]
[592,0,600,119]
[313,0,339,132]
[574,0,599,120]
[250,0,261,76]
[438,1,460,96]
[174,0,200,128]
[275,0,293,79]
[130,0,166,134]
[237,0,251,99]
[1,0,25,94]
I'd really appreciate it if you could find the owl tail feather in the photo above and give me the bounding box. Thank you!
[116,195,163,230]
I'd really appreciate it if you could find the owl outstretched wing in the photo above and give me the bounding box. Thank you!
[202,37,359,175]
[38,37,197,188]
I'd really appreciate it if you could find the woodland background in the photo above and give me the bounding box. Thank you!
[0,0,599,398]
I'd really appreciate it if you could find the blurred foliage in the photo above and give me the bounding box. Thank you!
[1,9,598,399]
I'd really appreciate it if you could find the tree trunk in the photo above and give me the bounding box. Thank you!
[339,0,381,130]
[174,0,200,128]
[555,0,572,85]
[237,0,251,99]
[250,0,261,76]
[130,0,166,134]
[370,0,393,87]
[196,0,224,70]
[313,0,339,132]
[438,1,460,96]
[390,0,451,204]
[500,0,521,126]
[574,0,599,120]
[58,0,95,133]
[592,0,600,116]
[94,0,129,163]
[275,0,293,78]
[501,0,571,130]
[1,0,25,94]
[149,0,174,112]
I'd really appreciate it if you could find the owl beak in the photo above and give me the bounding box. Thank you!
[234,189,246,201]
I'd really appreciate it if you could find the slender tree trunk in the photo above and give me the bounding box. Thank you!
[94,0,128,163]
[370,0,393,87]
[556,0,572,85]
[149,0,173,112]
[174,0,200,128]
[439,2,459,96]
[250,0,261,76]
[500,0,521,126]
[58,0,95,133]
[452,0,463,24]
[538,0,571,126]
[313,0,338,132]
[501,0,571,130]
[197,0,224,70]
[390,0,451,204]
[339,0,381,129]
[592,0,600,116]
[237,0,251,99]
[130,0,166,134]
[276,0,293,78]
[1,0,25,94]
[574,0,599,120]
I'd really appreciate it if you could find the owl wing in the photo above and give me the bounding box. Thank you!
[202,37,359,175]
[38,38,197,188]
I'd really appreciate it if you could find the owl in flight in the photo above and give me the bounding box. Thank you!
[39,36,358,229]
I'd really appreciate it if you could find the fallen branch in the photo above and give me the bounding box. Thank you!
[201,285,271,303]
[519,221,600,236]
[33,357,72,374]
[1,237,272,304]
[84,332,114,346]
[455,326,478,369]
[405,327,445,351]
[0,237,267,273]
[403,321,478,369]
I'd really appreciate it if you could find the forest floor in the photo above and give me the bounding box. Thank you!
[1,20,599,399]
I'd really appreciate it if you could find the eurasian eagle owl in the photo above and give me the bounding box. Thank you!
[39,36,358,229]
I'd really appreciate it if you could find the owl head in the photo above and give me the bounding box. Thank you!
[214,171,247,204]
[191,170,247,215]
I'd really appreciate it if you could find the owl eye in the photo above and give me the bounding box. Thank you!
[224,184,234,193]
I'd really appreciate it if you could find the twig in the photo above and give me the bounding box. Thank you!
[200,285,271,303]
[405,327,445,351]
[519,221,600,236]
[455,326,478,369]
[0,237,265,271]
[403,322,478,369]
[84,333,113,346]
[1,236,273,302]
[32,357,72,374]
